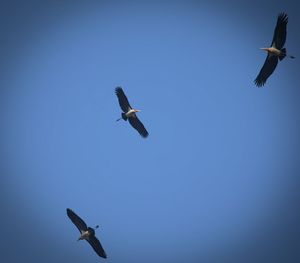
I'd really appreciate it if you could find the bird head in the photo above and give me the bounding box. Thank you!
[260,47,269,52]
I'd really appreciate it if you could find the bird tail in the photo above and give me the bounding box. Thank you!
[121,113,128,121]
[280,48,295,59]
[116,113,127,122]
[279,48,286,61]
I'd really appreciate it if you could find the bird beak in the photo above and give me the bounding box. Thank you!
[260,48,268,52]
[135,109,141,112]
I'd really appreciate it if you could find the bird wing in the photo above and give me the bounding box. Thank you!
[115,87,132,112]
[66,208,88,233]
[128,115,149,138]
[87,235,107,258]
[254,55,278,87]
[271,13,288,49]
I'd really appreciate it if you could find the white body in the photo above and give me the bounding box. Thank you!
[79,230,90,240]
[262,47,282,57]
[125,109,138,117]
[269,47,282,56]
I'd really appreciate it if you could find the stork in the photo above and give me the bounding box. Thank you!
[115,87,149,138]
[66,208,107,259]
[254,13,294,87]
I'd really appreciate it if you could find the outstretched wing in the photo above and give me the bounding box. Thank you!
[271,13,288,49]
[87,235,107,258]
[115,87,132,113]
[66,208,88,233]
[128,115,149,138]
[254,55,278,87]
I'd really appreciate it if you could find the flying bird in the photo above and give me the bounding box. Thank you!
[66,208,107,259]
[254,13,294,87]
[115,87,149,138]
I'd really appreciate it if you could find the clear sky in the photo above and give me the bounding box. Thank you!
[1,1,300,263]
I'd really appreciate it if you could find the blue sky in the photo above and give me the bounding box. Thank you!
[1,1,300,262]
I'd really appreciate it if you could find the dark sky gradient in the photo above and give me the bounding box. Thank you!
[1,1,300,262]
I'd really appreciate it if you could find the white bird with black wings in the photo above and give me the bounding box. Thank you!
[66,208,107,259]
[254,13,294,87]
[115,87,149,138]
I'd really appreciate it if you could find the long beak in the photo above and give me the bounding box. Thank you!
[260,48,268,52]
[135,109,141,112]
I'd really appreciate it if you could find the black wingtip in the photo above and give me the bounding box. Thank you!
[115,86,123,93]
[66,208,74,217]
[254,79,265,88]
[278,12,288,23]
[141,133,149,138]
